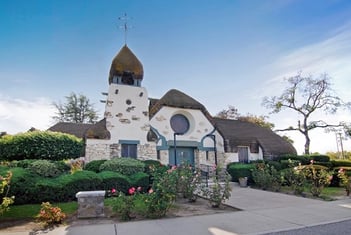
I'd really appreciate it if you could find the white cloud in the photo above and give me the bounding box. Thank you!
[0,95,56,134]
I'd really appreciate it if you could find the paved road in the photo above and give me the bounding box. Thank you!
[263,219,351,235]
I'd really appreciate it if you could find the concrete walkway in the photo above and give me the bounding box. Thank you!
[2,184,351,235]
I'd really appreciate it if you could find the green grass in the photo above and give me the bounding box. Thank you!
[0,202,78,220]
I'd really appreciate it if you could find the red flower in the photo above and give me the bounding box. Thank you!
[111,188,116,194]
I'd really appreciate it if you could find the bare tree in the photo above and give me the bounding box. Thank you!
[53,92,99,124]
[262,73,344,154]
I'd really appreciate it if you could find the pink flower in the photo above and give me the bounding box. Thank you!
[148,188,154,194]
[137,186,142,192]
[339,168,344,173]
[310,160,314,164]
[128,187,136,195]
[111,188,116,194]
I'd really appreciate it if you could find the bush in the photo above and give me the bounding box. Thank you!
[98,171,130,194]
[311,155,330,163]
[99,158,145,176]
[129,172,150,192]
[57,171,102,201]
[4,167,38,204]
[8,159,36,168]
[331,160,351,168]
[35,202,66,227]
[227,163,255,182]
[0,131,83,161]
[29,160,63,177]
[277,154,310,165]
[84,160,107,173]
[265,160,282,171]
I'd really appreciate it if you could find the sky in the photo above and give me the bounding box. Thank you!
[1,0,351,155]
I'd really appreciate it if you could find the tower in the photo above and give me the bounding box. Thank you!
[104,45,150,158]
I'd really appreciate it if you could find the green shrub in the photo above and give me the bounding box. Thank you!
[252,163,283,191]
[331,160,351,168]
[311,155,330,162]
[84,160,107,173]
[8,159,36,168]
[265,160,282,171]
[227,163,255,182]
[33,178,63,203]
[280,159,300,169]
[5,167,38,205]
[129,172,150,192]
[29,160,62,177]
[0,131,83,161]
[99,158,145,176]
[277,154,310,165]
[98,171,130,194]
[57,171,102,201]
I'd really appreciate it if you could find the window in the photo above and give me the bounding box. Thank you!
[170,114,190,134]
[121,144,137,158]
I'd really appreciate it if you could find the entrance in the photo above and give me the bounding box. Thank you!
[169,147,195,166]
[238,146,249,163]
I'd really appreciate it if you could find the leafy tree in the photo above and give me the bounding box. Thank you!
[53,92,98,124]
[262,73,345,154]
[215,105,274,129]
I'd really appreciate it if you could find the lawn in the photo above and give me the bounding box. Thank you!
[1,201,78,220]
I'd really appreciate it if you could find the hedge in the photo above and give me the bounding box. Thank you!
[84,159,107,173]
[129,172,150,192]
[98,171,130,193]
[99,158,145,176]
[0,131,83,161]
[227,163,255,182]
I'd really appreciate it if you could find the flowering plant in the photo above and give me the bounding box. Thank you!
[201,164,231,208]
[111,187,142,221]
[338,168,351,196]
[304,161,332,197]
[0,171,14,215]
[35,202,66,227]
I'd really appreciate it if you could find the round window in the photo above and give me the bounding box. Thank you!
[170,114,190,134]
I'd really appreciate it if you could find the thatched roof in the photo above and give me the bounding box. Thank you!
[85,118,111,139]
[213,118,296,157]
[109,45,143,84]
[149,89,213,121]
[48,122,93,138]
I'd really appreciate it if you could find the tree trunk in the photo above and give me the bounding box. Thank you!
[304,133,310,155]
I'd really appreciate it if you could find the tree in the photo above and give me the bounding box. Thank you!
[215,105,275,129]
[262,73,344,154]
[53,92,99,124]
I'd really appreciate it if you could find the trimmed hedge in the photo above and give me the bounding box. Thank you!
[99,158,145,176]
[129,172,150,192]
[98,171,130,193]
[84,159,107,173]
[277,154,310,165]
[227,163,255,182]
[310,155,330,162]
[28,160,63,177]
[3,167,38,204]
[0,131,83,161]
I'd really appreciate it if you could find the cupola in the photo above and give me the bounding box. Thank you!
[108,45,144,86]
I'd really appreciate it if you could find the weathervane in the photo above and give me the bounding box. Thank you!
[118,13,133,45]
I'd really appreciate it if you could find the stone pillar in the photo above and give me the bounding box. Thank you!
[76,191,106,218]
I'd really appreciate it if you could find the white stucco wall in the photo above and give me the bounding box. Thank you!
[104,83,150,144]
[150,106,223,147]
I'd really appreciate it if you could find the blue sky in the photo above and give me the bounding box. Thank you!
[1,0,351,154]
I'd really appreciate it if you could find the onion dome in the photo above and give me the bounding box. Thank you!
[108,45,144,84]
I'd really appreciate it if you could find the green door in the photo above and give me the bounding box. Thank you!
[169,147,195,166]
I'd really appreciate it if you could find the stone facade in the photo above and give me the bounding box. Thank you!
[76,191,105,218]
